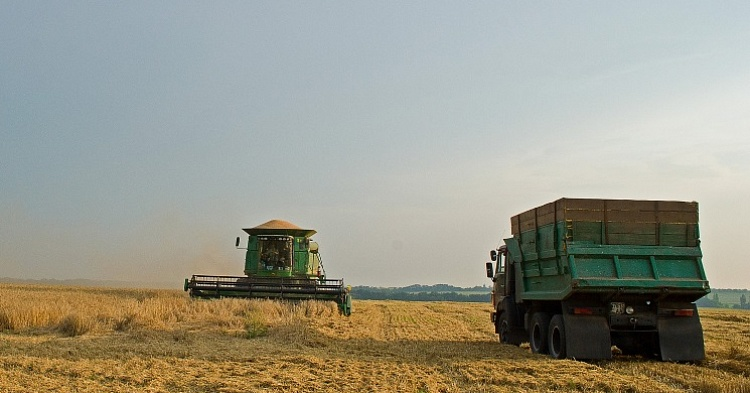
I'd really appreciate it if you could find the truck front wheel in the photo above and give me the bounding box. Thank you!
[548,314,567,359]
[497,312,512,344]
[530,312,551,354]
[497,312,524,346]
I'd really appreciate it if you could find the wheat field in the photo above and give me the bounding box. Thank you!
[0,284,748,392]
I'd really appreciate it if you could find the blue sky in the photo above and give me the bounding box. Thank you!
[2,2,749,289]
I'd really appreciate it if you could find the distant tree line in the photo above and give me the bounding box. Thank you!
[351,285,490,302]
[351,286,750,307]
[398,284,487,293]
[695,290,750,310]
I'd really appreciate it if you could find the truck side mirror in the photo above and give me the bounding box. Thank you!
[235,237,240,247]
[486,262,494,278]
[490,250,497,261]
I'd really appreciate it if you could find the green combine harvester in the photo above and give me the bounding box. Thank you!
[184,220,352,316]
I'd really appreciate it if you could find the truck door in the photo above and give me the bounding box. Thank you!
[494,246,511,297]
[500,247,517,298]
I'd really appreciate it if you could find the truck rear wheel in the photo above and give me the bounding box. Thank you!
[530,312,551,354]
[548,314,566,359]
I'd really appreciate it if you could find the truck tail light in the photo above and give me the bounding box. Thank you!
[674,309,694,317]
[573,307,594,315]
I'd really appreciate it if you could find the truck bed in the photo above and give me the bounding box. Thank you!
[508,198,710,302]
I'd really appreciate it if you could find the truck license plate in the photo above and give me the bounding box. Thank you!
[610,302,626,315]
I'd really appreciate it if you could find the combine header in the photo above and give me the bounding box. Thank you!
[184,220,351,315]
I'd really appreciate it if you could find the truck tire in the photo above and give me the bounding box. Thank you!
[497,312,523,346]
[529,312,551,354]
[497,312,512,344]
[548,314,566,359]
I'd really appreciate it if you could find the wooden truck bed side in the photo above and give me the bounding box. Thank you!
[509,198,709,302]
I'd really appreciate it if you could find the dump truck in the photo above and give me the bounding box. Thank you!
[484,198,710,361]
[185,220,352,315]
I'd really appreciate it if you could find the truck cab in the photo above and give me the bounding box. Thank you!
[486,246,508,309]
[486,245,526,345]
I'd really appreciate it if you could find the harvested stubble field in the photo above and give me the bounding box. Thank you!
[0,284,748,392]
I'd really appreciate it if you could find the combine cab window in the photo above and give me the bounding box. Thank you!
[259,237,293,271]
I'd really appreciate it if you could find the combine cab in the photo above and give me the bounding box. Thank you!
[184,220,352,315]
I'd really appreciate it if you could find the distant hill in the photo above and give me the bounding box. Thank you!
[2,277,746,308]
[351,284,490,302]
[351,285,750,307]
[696,288,750,309]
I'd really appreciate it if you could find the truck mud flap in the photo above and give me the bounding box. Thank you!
[563,314,612,360]
[658,311,705,362]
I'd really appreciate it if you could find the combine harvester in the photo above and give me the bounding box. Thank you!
[185,220,352,315]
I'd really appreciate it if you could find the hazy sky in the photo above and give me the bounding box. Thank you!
[2,2,750,289]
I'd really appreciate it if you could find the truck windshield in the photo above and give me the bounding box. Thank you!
[497,252,505,274]
[258,237,293,271]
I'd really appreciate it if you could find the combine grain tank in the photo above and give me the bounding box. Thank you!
[484,198,710,361]
[185,220,351,315]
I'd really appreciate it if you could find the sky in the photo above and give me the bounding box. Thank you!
[2,2,750,289]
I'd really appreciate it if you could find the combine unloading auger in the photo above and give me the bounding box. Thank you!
[184,220,351,315]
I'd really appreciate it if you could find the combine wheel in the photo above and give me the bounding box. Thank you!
[529,312,551,354]
[548,314,566,359]
[340,293,352,316]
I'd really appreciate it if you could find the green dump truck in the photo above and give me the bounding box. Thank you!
[484,198,710,361]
